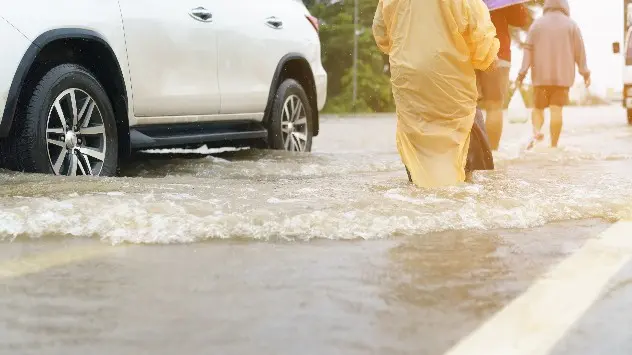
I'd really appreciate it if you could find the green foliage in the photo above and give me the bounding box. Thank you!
[309,0,393,113]
[309,0,542,114]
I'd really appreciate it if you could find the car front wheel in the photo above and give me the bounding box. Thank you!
[266,79,313,152]
[8,64,118,176]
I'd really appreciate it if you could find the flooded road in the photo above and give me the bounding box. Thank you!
[1,106,631,242]
[1,106,632,354]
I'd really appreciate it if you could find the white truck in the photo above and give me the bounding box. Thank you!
[613,0,632,124]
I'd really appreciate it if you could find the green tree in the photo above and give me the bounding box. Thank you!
[310,0,544,114]
[310,0,393,113]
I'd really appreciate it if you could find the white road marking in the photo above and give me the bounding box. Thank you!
[445,221,632,355]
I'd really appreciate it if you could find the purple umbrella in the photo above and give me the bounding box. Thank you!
[483,0,530,11]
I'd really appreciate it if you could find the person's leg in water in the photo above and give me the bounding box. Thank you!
[465,170,473,182]
[485,102,504,151]
[548,87,569,148]
[478,62,511,151]
[525,108,545,151]
[532,108,545,139]
[527,86,551,149]
[550,105,563,147]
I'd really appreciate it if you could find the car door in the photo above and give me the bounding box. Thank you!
[213,0,290,115]
[118,0,220,118]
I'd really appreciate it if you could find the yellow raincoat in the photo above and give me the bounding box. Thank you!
[373,0,499,188]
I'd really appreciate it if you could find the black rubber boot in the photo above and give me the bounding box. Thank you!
[465,108,495,172]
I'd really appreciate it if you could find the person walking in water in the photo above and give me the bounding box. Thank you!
[372,0,499,188]
[478,3,532,151]
[515,0,590,149]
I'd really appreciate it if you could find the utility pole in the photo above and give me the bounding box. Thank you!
[352,0,358,111]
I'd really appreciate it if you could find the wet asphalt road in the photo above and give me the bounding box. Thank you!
[1,106,632,354]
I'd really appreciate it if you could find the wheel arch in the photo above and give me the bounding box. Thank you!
[0,28,130,157]
[264,53,320,137]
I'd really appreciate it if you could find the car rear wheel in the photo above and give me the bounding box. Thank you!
[266,79,313,152]
[6,64,118,176]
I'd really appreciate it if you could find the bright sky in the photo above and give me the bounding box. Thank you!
[511,0,623,96]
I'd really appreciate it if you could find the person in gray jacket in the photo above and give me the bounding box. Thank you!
[515,0,590,148]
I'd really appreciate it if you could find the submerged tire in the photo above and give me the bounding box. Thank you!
[6,64,118,176]
[266,79,313,152]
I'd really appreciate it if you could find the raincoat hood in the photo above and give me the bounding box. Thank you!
[543,0,570,16]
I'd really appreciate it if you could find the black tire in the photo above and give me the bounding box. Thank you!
[627,109,632,125]
[5,64,118,176]
[266,79,313,152]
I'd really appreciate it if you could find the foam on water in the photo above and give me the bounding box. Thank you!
[1,107,631,243]
[0,155,630,243]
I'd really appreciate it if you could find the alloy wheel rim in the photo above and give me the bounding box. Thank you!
[45,88,107,176]
[281,94,309,152]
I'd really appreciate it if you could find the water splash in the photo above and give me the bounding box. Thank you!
[1,107,630,243]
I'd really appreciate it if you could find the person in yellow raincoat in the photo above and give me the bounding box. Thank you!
[373,0,500,188]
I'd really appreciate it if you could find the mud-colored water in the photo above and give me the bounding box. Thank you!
[0,219,617,355]
[2,107,632,355]
[0,106,631,243]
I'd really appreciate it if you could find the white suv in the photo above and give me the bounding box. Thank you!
[0,0,327,176]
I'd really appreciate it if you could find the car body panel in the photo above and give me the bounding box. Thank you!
[214,0,326,114]
[0,0,136,126]
[274,0,327,111]
[0,0,326,143]
[118,0,222,118]
[0,17,33,137]
[214,0,291,114]
[289,1,328,111]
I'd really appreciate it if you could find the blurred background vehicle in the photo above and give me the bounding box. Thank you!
[612,0,632,124]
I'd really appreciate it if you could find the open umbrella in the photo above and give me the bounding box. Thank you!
[483,0,530,10]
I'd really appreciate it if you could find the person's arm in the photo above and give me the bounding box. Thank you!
[372,0,390,54]
[504,4,532,30]
[573,23,591,86]
[516,25,535,85]
[451,0,500,71]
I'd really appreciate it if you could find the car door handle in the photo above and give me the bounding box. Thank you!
[265,16,283,29]
[189,7,213,22]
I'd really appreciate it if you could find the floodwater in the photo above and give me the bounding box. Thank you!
[1,106,631,242]
[1,106,632,354]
